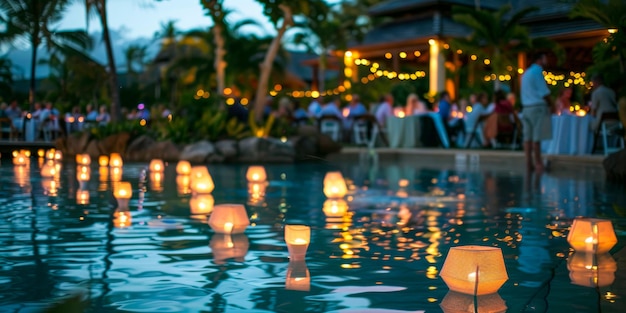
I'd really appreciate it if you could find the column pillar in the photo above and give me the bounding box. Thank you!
[429,39,445,98]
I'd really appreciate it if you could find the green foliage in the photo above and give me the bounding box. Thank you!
[195,107,228,141]
[88,120,152,140]
[225,117,251,139]
[153,117,192,144]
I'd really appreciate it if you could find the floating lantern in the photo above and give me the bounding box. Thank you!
[440,291,507,313]
[567,252,617,288]
[210,233,249,264]
[76,189,90,205]
[322,199,348,218]
[190,194,215,216]
[20,149,30,157]
[98,155,109,167]
[191,176,214,194]
[440,246,508,295]
[13,153,27,166]
[285,225,311,261]
[176,175,191,195]
[176,160,191,175]
[41,161,57,177]
[114,181,132,209]
[191,166,209,179]
[323,171,348,199]
[54,150,62,161]
[75,154,91,165]
[109,153,123,168]
[46,149,56,160]
[37,149,45,158]
[246,165,267,183]
[149,159,164,172]
[286,261,310,291]
[567,218,617,254]
[208,204,249,234]
[113,209,132,228]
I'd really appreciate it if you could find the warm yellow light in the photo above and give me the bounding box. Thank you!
[311,91,320,98]
[428,39,436,46]
[345,51,353,58]
[226,98,235,105]
[114,182,133,200]
[223,87,232,95]
[210,233,249,264]
[285,224,311,260]
[76,189,90,205]
[149,172,163,192]
[470,55,477,61]
[140,119,147,126]
[76,169,90,182]
[176,160,191,175]
[46,149,56,160]
[414,51,421,57]
[208,204,250,234]
[440,245,508,295]
[75,154,91,165]
[13,153,28,166]
[440,291,507,313]
[567,252,617,287]
[286,261,310,291]
[246,166,267,182]
[98,155,109,167]
[567,218,617,254]
[191,176,215,194]
[484,59,491,65]
[322,199,348,218]
[608,28,618,34]
[323,171,348,199]
[37,149,45,158]
[41,162,57,177]
[385,52,392,59]
[113,210,132,228]
[399,51,407,58]
[176,175,191,195]
[54,151,63,161]
[196,89,204,97]
[109,153,123,168]
[149,159,164,172]
[110,167,122,182]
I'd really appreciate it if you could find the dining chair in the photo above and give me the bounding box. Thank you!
[318,115,342,142]
[0,117,17,140]
[592,112,623,155]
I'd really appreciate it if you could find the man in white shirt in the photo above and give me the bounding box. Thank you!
[590,74,617,131]
[520,52,553,172]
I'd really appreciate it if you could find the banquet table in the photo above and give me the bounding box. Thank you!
[386,113,450,148]
[541,114,593,155]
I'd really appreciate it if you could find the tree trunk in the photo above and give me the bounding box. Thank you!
[98,1,121,122]
[318,52,326,92]
[29,40,39,112]
[253,4,293,121]
[213,23,226,107]
[493,48,501,91]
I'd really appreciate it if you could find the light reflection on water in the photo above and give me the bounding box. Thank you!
[0,156,624,312]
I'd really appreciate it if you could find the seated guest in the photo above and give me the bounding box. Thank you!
[494,89,516,134]
[85,104,98,122]
[465,92,495,147]
[5,100,22,120]
[405,93,427,115]
[590,74,618,131]
[347,94,367,118]
[96,106,111,126]
[307,98,322,119]
[437,91,464,142]
[319,97,343,119]
[375,94,393,127]
[554,87,573,115]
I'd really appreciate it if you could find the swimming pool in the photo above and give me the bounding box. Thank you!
[0,154,624,312]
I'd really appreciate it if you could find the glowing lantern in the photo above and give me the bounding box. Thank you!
[191,176,214,194]
[323,171,348,198]
[37,149,45,158]
[41,162,57,177]
[440,246,508,295]
[149,159,164,172]
[98,155,109,167]
[75,154,91,165]
[20,149,30,157]
[191,166,209,179]
[13,153,28,166]
[190,194,215,216]
[210,233,249,264]
[567,218,617,254]
[440,291,507,313]
[285,224,311,261]
[113,210,132,228]
[76,189,90,205]
[46,149,56,160]
[110,167,123,182]
[246,166,267,183]
[208,204,250,234]
[54,150,62,161]
[286,261,310,291]
[176,160,191,175]
[76,169,91,182]
[322,199,348,218]
[567,252,617,287]
[109,153,123,168]
[114,181,132,210]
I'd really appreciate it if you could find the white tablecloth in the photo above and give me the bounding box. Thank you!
[387,113,450,148]
[541,114,593,155]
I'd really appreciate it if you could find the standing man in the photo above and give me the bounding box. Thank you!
[520,52,553,172]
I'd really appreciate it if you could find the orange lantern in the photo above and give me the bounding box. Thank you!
[208,204,250,234]
[45,149,56,160]
[567,218,617,254]
[191,176,214,194]
[190,194,215,216]
[176,160,191,175]
[110,167,123,182]
[109,153,123,168]
[149,159,164,172]
[98,155,109,167]
[440,246,508,295]
[285,225,311,261]
[13,153,28,166]
[323,171,347,198]
[246,165,267,183]
[567,252,617,287]
[75,154,91,165]
[41,161,57,178]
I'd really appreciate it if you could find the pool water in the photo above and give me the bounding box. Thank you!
[0,155,624,313]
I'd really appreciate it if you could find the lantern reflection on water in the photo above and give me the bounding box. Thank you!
[567,252,617,288]
[189,194,214,216]
[210,233,249,264]
[286,260,310,291]
[440,291,507,313]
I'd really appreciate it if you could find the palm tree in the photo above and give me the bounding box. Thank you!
[123,44,148,84]
[85,0,122,122]
[0,0,91,110]
[253,0,328,121]
[0,56,14,99]
[200,0,228,104]
[570,0,626,94]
